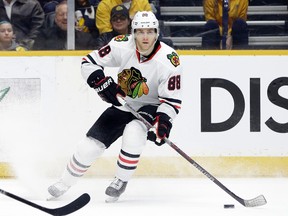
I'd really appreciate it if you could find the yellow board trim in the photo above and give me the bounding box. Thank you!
[0,162,14,178]
[177,49,288,56]
[0,50,288,57]
[1,157,288,178]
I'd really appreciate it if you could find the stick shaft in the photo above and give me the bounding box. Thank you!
[118,97,265,207]
[0,188,42,209]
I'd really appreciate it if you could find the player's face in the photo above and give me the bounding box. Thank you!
[135,28,157,53]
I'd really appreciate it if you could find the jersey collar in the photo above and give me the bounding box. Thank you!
[136,40,161,63]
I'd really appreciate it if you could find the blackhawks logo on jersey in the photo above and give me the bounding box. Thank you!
[114,34,129,42]
[167,52,180,67]
[118,67,149,98]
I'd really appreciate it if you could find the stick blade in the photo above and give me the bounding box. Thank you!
[47,193,90,216]
[0,87,10,102]
[243,195,267,207]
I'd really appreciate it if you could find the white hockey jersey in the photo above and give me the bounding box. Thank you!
[81,35,182,120]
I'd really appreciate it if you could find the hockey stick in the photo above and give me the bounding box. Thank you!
[117,96,267,207]
[0,87,10,102]
[0,188,90,215]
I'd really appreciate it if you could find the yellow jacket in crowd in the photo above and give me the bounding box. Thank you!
[96,0,152,34]
[203,0,248,35]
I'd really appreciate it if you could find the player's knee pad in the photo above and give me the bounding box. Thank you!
[122,119,147,154]
[75,136,106,165]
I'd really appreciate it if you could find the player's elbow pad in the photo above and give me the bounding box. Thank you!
[87,69,105,88]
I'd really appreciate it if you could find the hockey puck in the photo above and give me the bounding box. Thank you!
[224,204,235,208]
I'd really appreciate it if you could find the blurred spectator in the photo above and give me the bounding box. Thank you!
[40,0,62,28]
[149,0,160,18]
[202,0,249,49]
[0,20,25,50]
[0,0,45,50]
[39,0,61,14]
[75,0,99,37]
[94,4,130,49]
[0,4,5,15]
[33,1,96,50]
[96,0,151,35]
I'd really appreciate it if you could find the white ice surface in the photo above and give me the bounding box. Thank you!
[0,177,287,216]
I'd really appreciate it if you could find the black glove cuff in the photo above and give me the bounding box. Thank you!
[87,69,105,88]
[156,112,172,128]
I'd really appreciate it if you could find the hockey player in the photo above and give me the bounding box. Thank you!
[48,11,182,202]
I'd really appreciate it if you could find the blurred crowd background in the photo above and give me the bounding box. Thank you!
[0,0,287,51]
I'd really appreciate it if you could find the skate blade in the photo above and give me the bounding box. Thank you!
[105,196,119,203]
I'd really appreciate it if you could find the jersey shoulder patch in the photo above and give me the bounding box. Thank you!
[166,51,180,67]
[113,34,130,42]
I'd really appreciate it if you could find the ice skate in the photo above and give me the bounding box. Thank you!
[105,177,127,203]
[47,180,70,200]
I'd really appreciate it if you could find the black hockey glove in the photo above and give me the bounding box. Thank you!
[147,112,172,146]
[94,76,126,106]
